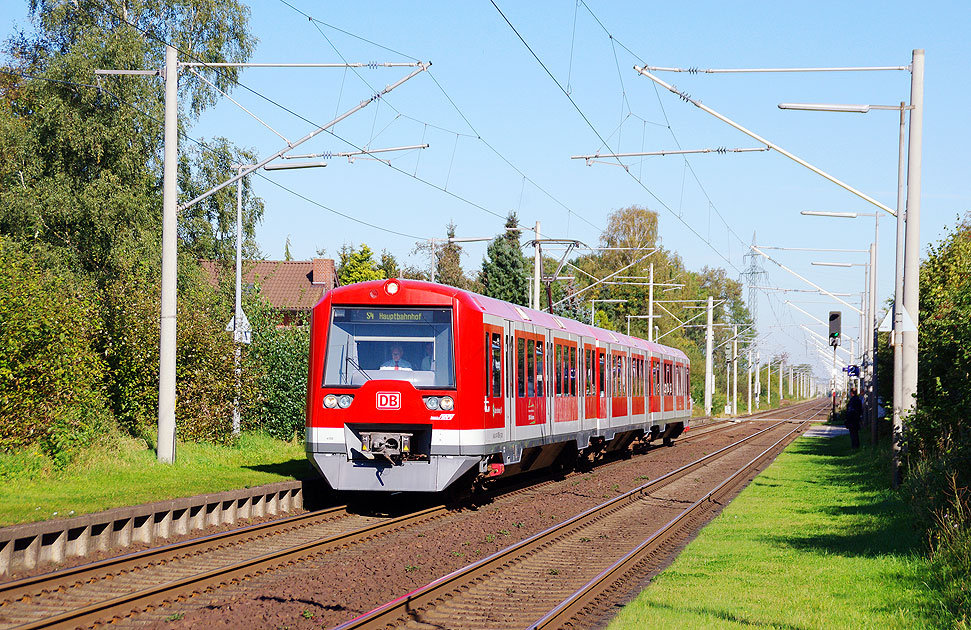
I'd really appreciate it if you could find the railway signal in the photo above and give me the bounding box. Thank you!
[828,311,841,347]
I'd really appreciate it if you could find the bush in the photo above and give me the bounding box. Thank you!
[102,258,258,445]
[0,239,110,459]
[244,298,309,441]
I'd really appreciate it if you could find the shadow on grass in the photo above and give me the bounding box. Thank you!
[243,459,313,479]
[635,600,810,630]
[762,436,921,558]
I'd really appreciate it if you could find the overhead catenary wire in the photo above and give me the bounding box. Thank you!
[489,0,744,276]
[1,62,429,244]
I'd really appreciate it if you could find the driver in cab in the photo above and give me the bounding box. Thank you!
[380,344,413,370]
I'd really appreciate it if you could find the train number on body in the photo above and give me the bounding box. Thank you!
[376,392,401,410]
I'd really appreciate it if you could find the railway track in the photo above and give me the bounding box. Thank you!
[332,401,825,630]
[0,504,450,630]
[0,400,827,630]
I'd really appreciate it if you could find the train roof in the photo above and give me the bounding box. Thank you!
[321,279,688,360]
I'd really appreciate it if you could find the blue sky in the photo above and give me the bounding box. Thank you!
[3,1,968,379]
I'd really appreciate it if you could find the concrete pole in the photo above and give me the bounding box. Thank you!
[892,99,908,487]
[779,359,784,401]
[733,325,738,416]
[767,362,771,406]
[900,49,924,473]
[158,46,178,464]
[232,173,243,436]
[648,263,654,342]
[755,353,761,410]
[725,357,730,413]
[704,295,713,416]
[747,347,752,414]
[872,213,880,423]
[533,221,541,310]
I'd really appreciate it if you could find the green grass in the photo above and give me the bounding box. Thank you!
[608,435,949,629]
[0,432,308,526]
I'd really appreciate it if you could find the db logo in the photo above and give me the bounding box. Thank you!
[376,392,401,410]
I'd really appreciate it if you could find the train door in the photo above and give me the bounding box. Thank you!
[610,349,628,423]
[553,337,579,425]
[597,347,607,425]
[514,328,546,428]
[663,359,674,412]
[649,356,661,414]
[676,361,686,411]
[583,342,597,427]
[631,353,645,416]
[483,324,504,430]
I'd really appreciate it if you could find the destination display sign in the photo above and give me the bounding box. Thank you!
[332,307,451,324]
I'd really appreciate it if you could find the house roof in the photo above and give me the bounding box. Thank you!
[200,258,336,312]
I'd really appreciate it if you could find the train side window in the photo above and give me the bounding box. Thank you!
[637,359,642,397]
[585,349,593,396]
[570,346,577,397]
[598,351,606,397]
[535,339,544,397]
[555,344,562,396]
[517,337,525,398]
[485,332,491,397]
[561,345,568,398]
[614,355,622,396]
[527,339,535,397]
[492,332,502,397]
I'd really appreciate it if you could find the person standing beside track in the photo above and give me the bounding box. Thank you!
[845,388,863,449]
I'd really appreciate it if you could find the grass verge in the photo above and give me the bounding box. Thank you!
[0,432,308,527]
[608,435,949,629]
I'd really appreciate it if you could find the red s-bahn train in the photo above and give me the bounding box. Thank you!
[305,279,691,494]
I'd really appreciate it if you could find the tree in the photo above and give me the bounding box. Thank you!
[378,249,400,279]
[178,136,264,262]
[337,243,384,285]
[0,0,261,451]
[600,205,659,268]
[435,221,469,289]
[480,211,527,306]
[2,0,257,275]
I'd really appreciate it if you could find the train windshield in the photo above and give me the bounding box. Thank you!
[323,306,455,388]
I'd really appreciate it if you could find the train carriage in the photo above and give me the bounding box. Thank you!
[306,279,691,494]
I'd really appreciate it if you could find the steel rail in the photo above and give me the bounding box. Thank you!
[8,505,448,630]
[0,506,351,603]
[331,421,789,630]
[528,421,809,629]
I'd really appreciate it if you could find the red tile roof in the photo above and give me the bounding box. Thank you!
[200,259,336,313]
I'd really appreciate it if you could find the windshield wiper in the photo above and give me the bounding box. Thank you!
[346,355,371,381]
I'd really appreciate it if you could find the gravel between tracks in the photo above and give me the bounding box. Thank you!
[88,421,782,630]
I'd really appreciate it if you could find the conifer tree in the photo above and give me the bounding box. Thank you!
[480,211,528,306]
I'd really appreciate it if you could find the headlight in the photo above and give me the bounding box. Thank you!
[323,394,338,409]
[338,394,354,409]
[440,396,454,411]
[424,396,440,410]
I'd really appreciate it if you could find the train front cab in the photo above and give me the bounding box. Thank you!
[306,281,486,493]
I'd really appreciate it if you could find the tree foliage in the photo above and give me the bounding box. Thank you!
[566,205,753,408]
[178,136,264,263]
[337,243,385,285]
[0,0,262,457]
[479,211,527,306]
[0,238,109,460]
[901,212,971,623]
[435,221,470,289]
